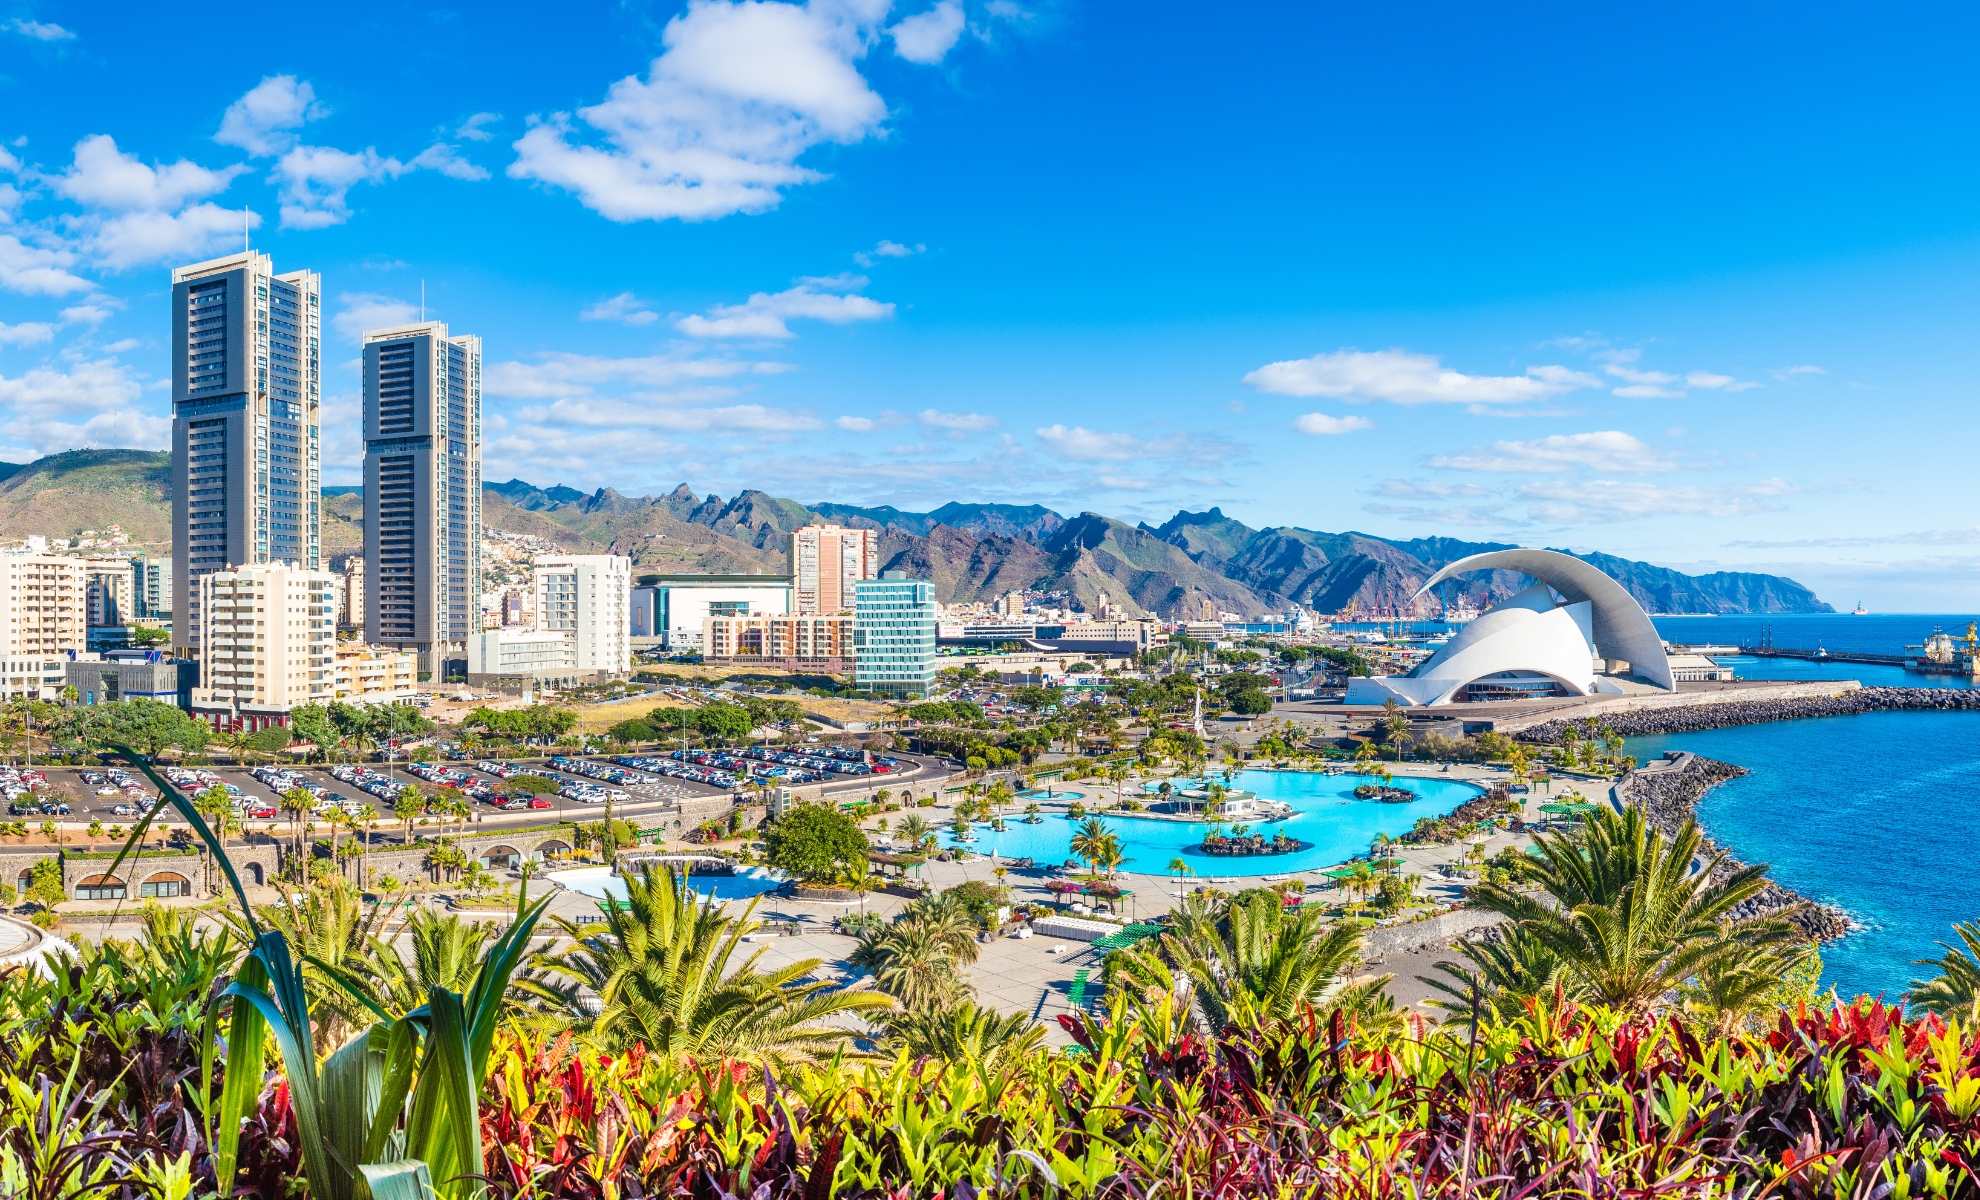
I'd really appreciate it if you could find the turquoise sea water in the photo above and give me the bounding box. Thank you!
[944,769,1484,876]
[1628,710,1980,999]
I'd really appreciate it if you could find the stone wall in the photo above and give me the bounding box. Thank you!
[1494,680,1865,734]
[1501,683,1980,740]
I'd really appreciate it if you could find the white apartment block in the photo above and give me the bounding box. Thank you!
[189,562,338,723]
[791,524,878,615]
[531,555,630,676]
[332,643,418,703]
[0,553,87,657]
[0,656,68,701]
[465,628,579,682]
[84,560,136,627]
[704,613,853,663]
[340,556,365,628]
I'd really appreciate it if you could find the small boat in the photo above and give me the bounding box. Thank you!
[1852,602,1869,615]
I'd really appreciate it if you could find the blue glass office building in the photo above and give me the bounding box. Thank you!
[853,574,936,698]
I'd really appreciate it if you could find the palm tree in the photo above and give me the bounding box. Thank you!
[1167,856,1192,890]
[1070,816,1111,873]
[1468,807,1792,1015]
[393,785,423,847]
[279,786,314,869]
[226,728,255,766]
[1422,925,1576,1027]
[224,876,395,1046]
[880,1000,1044,1068]
[1910,922,1980,1020]
[362,907,500,1015]
[529,864,893,1065]
[1109,894,1367,1031]
[1342,861,1378,911]
[1684,941,1817,1037]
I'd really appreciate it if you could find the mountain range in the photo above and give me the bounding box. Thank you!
[0,451,1831,616]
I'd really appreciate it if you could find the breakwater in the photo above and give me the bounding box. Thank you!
[1515,686,1980,741]
[1618,754,1850,942]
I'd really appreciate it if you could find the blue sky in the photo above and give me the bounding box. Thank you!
[0,1,1977,608]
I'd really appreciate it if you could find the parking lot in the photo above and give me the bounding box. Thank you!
[0,747,945,842]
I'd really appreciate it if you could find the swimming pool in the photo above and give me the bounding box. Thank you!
[946,770,1482,877]
[547,865,787,904]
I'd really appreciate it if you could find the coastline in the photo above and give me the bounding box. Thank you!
[1514,686,1980,741]
[1618,753,1851,942]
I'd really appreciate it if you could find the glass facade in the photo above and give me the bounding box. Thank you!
[853,576,936,698]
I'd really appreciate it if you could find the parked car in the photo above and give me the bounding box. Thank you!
[107,803,137,817]
[526,796,553,810]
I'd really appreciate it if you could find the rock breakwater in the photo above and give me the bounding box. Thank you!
[1619,754,1851,942]
[1516,686,1980,742]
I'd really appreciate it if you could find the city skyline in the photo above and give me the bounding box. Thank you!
[1,3,1978,608]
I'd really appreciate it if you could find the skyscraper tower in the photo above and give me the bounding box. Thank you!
[170,251,321,656]
[361,321,481,678]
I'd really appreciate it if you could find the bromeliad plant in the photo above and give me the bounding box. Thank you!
[110,746,550,1200]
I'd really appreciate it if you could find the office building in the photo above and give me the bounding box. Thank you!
[66,649,195,707]
[532,554,630,676]
[636,573,792,650]
[853,573,936,698]
[332,643,418,704]
[83,561,135,627]
[0,655,67,701]
[361,322,480,678]
[136,556,172,619]
[187,562,338,729]
[791,524,877,615]
[465,628,581,685]
[704,613,852,667]
[170,250,322,659]
[0,552,86,656]
[1056,619,1164,651]
[339,556,365,628]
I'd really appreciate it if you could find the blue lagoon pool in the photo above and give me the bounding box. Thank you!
[945,770,1483,876]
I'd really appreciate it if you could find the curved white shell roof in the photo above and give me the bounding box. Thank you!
[1413,548,1674,691]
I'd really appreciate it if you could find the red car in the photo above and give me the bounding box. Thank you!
[247,804,276,819]
[526,796,552,810]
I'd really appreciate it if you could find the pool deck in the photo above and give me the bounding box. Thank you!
[575,760,1582,1043]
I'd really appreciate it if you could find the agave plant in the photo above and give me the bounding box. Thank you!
[110,746,552,1200]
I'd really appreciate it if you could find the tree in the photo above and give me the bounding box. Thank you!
[358,907,498,1015]
[764,803,868,883]
[1109,892,1368,1031]
[280,786,315,866]
[880,999,1044,1068]
[1910,922,1980,1020]
[692,702,753,745]
[848,893,980,1011]
[527,864,893,1065]
[393,785,423,847]
[1070,817,1114,874]
[1468,807,1793,1015]
[23,858,63,908]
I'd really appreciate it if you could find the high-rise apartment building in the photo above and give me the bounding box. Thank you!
[0,553,86,657]
[188,562,337,728]
[339,556,365,629]
[136,556,172,619]
[532,555,631,676]
[791,524,878,614]
[853,573,936,698]
[170,251,321,658]
[361,321,480,678]
[84,561,135,627]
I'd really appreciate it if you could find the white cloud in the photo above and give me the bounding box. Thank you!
[0,234,91,295]
[0,358,143,420]
[676,275,893,338]
[853,238,925,266]
[215,75,326,157]
[579,292,659,325]
[331,292,419,342]
[84,202,257,271]
[523,396,823,433]
[1772,364,1825,382]
[836,410,908,432]
[54,135,245,211]
[1035,424,1141,461]
[1372,479,1494,499]
[100,338,137,353]
[1094,473,1157,491]
[59,301,118,325]
[1293,412,1374,435]
[1517,477,1796,523]
[0,321,54,347]
[1243,348,1598,405]
[1427,431,1675,475]
[408,142,489,181]
[889,0,965,63]
[455,112,502,142]
[272,144,414,229]
[7,17,73,40]
[919,408,997,433]
[508,0,892,222]
[1725,528,1980,549]
[483,350,790,399]
[1362,501,1517,528]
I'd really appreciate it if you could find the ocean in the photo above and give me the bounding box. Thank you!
[1619,614,1980,998]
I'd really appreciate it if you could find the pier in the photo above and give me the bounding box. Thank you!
[1736,646,1906,666]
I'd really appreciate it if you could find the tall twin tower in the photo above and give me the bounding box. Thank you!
[170,250,481,676]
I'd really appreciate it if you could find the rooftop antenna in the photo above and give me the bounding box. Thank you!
[243,207,250,253]
[421,279,425,322]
